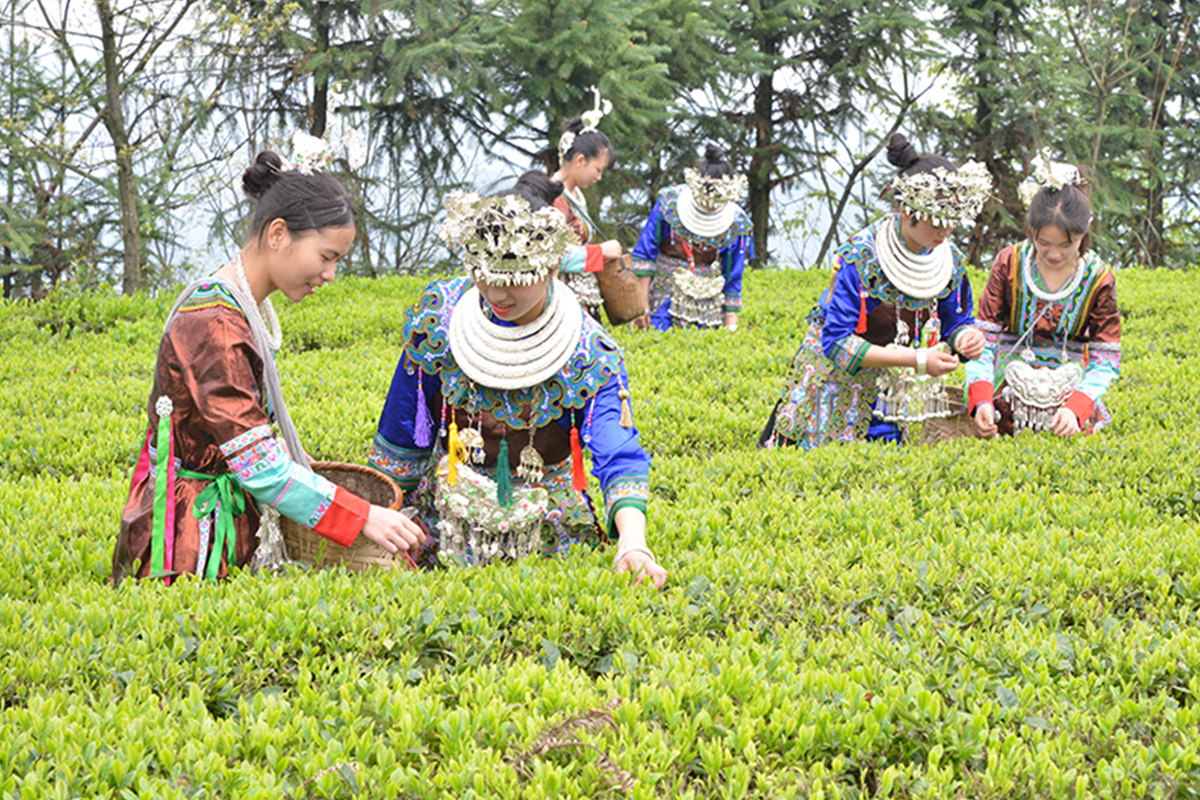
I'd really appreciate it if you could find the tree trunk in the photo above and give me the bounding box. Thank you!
[95,0,142,294]
[747,32,779,268]
[312,1,331,136]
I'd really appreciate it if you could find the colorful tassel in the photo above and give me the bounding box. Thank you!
[618,388,632,429]
[680,239,696,271]
[855,288,868,334]
[413,367,434,448]
[447,417,461,486]
[496,436,513,507]
[570,424,588,491]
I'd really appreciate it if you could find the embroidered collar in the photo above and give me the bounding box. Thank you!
[840,216,965,311]
[1012,241,1108,340]
[659,185,751,250]
[404,277,624,429]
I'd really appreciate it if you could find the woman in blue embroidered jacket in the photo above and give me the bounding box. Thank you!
[966,152,1120,437]
[761,134,992,448]
[631,144,753,330]
[113,143,425,585]
[370,173,667,588]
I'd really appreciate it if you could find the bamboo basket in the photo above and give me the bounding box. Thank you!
[597,254,647,326]
[919,398,983,446]
[280,461,417,571]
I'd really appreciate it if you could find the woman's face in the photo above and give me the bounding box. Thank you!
[568,150,610,190]
[1030,223,1084,272]
[899,209,953,253]
[266,221,356,302]
[475,275,550,326]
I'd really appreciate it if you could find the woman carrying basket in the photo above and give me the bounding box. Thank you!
[112,136,425,585]
[552,88,624,320]
[369,173,667,589]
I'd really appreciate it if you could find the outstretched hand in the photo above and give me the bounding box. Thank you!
[924,348,961,378]
[1051,407,1081,437]
[974,402,998,438]
[954,327,986,360]
[616,550,668,590]
[361,506,427,554]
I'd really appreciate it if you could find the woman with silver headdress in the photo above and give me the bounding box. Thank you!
[630,144,753,331]
[965,150,1120,437]
[369,172,667,588]
[761,133,992,449]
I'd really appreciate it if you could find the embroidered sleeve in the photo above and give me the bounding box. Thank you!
[631,200,667,276]
[372,351,439,491]
[220,429,367,547]
[964,248,1014,408]
[820,258,873,376]
[1077,276,1121,403]
[583,363,650,538]
[560,246,587,274]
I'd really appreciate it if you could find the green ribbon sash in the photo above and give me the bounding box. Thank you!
[182,469,246,580]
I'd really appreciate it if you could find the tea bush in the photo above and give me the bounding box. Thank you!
[2,269,1199,798]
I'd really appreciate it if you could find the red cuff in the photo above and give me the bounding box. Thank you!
[1063,391,1094,426]
[584,245,605,273]
[967,381,994,414]
[310,486,370,547]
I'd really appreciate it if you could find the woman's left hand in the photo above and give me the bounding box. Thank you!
[1051,407,1081,437]
[616,551,668,590]
[954,327,986,360]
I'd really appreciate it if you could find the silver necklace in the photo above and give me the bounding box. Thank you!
[231,252,282,351]
[875,213,954,299]
[1023,246,1084,302]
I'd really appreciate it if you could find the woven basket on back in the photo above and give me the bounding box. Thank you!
[280,461,416,571]
[597,254,648,326]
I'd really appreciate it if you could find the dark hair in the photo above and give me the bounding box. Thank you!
[560,116,617,167]
[242,150,356,240]
[492,169,564,211]
[1027,177,1092,255]
[886,133,956,179]
[695,143,734,180]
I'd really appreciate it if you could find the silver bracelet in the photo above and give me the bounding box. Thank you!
[914,349,927,376]
[613,546,656,569]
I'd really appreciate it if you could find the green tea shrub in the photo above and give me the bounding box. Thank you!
[3,270,1200,797]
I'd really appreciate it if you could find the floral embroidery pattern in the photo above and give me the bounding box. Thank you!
[219,425,273,457]
[405,278,624,429]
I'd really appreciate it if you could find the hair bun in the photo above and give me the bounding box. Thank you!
[242,151,285,200]
[561,116,585,134]
[886,133,920,171]
[704,143,727,164]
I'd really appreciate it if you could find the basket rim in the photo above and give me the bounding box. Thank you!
[308,460,403,511]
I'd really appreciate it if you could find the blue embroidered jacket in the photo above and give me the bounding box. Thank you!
[371,277,651,530]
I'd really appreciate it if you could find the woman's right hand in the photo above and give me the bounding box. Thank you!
[923,348,961,378]
[600,239,623,260]
[361,506,427,553]
[974,402,998,438]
